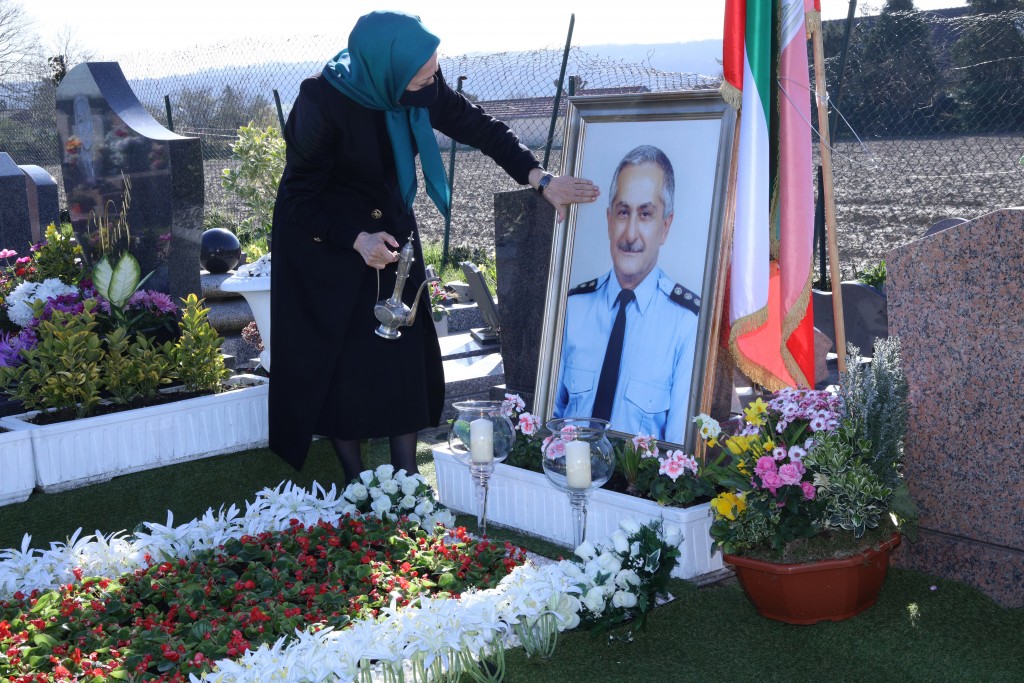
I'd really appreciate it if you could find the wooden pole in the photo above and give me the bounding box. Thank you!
[809,12,847,374]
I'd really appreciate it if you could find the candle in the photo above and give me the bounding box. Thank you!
[469,418,494,463]
[564,440,592,488]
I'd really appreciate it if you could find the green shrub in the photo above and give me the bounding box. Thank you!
[0,302,104,418]
[854,259,886,290]
[221,124,285,242]
[32,223,85,285]
[172,293,230,393]
[101,327,175,405]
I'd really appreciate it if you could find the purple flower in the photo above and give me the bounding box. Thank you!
[127,289,176,314]
[0,328,37,367]
[801,481,817,500]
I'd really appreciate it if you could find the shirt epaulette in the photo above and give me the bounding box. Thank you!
[568,279,598,295]
[668,283,701,315]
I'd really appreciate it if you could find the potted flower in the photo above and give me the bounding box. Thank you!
[432,394,725,579]
[696,336,917,624]
[430,280,450,337]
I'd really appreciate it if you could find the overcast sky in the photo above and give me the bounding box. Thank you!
[20,1,968,61]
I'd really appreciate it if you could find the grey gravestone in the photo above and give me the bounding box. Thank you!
[56,62,204,303]
[0,153,32,252]
[460,261,500,344]
[924,216,968,238]
[812,281,888,356]
[19,165,59,244]
[493,188,557,395]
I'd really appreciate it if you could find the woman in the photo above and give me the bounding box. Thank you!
[269,10,599,483]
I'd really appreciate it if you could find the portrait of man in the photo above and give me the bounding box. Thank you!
[552,144,700,440]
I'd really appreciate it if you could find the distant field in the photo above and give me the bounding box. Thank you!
[46,132,1024,278]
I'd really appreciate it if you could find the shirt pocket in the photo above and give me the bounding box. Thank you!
[563,365,596,396]
[623,377,671,415]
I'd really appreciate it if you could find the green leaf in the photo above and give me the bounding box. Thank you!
[33,632,59,646]
[108,670,131,680]
[92,256,113,300]
[107,253,142,308]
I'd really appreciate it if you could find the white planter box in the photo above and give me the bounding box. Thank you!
[433,446,723,580]
[0,421,36,506]
[0,377,269,493]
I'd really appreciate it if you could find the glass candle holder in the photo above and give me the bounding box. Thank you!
[541,417,614,548]
[447,400,516,535]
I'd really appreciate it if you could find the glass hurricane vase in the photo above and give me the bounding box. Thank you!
[541,417,615,548]
[447,400,516,535]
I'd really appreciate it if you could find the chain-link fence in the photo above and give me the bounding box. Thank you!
[2,6,1023,269]
[819,6,1024,278]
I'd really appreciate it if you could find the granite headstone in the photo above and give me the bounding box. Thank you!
[493,188,557,395]
[812,281,888,356]
[56,62,204,302]
[887,207,1024,608]
[0,153,32,252]
[459,261,500,343]
[19,165,60,243]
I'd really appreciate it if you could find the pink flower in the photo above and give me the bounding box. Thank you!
[0,248,16,259]
[754,456,777,478]
[503,393,526,413]
[801,481,817,500]
[632,433,659,459]
[517,412,540,436]
[543,435,565,460]
[760,470,783,494]
[15,256,31,264]
[777,463,802,486]
[659,450,697,481]
[772,445,788,461]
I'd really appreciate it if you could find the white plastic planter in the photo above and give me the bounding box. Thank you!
[220,269,271,371]
[0,422,36,505]
[0,377,269,493]
[433,446,723,579]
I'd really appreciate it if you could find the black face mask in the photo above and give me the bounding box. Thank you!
[399,77,438,108]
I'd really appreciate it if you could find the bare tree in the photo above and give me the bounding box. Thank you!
[0,0,40,84]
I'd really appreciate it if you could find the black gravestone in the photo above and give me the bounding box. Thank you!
[0,153,32,251]
[493,188,557,396]
[56,62,204,303]
[812,281,888,357]
[19,165,59,244]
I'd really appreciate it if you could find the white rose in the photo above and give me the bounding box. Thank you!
[375,464,395,481]
[344,483,368,502]
[429,510,456,529]
[612,590,638,609]
[615,569,641,589]
[663,523,684,548]
[414,500,435,516]
[582,587,607,615]
[618,518,641,535]
[370,496,393,517]
[558,561,584,580]
[368,487,383,500]
[380,480,400,495]
[611,530,630,554]
[399,495,417,510]
[401,477,420,496]
[359,470,375,485]
[574,541,597,561]
[598,552,622,573]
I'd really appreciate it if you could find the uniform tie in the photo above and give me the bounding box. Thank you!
[592,288,635,421]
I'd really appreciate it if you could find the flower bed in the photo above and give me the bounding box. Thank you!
[0,471,682,682]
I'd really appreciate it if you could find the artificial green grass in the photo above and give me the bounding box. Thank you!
[1,442,1022,683]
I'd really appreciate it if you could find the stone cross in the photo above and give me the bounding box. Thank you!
[56,62,204,303]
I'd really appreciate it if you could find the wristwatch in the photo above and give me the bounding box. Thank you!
[536,172,554,195]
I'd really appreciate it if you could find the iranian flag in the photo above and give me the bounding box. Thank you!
[723,0,817,389]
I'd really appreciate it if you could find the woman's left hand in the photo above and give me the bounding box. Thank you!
[530,170,601,222]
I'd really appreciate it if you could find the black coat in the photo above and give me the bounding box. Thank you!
[269,71,541,469]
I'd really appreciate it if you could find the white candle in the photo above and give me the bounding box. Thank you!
[564,440,592,488]
[469,418,494,463]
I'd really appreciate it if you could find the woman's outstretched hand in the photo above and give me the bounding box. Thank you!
[354,231,400,269]
[530,168,601,222]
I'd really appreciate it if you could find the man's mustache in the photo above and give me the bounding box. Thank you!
[616,239,644,254]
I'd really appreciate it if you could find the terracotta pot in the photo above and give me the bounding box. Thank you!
[724,533,901,624]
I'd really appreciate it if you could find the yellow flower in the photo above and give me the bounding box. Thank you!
[725,435,751,455]
[711,492,747,520]
[761,439,775,453]
[743,398,769,426]
[737,459,750,475]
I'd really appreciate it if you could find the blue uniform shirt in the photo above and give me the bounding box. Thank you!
[553,266,699,442]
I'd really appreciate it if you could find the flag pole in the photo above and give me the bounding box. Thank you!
[809,10,847,374]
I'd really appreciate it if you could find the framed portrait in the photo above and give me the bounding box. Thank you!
[533,91,737,453]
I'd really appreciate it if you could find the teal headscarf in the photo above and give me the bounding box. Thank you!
[322,11,451,219]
